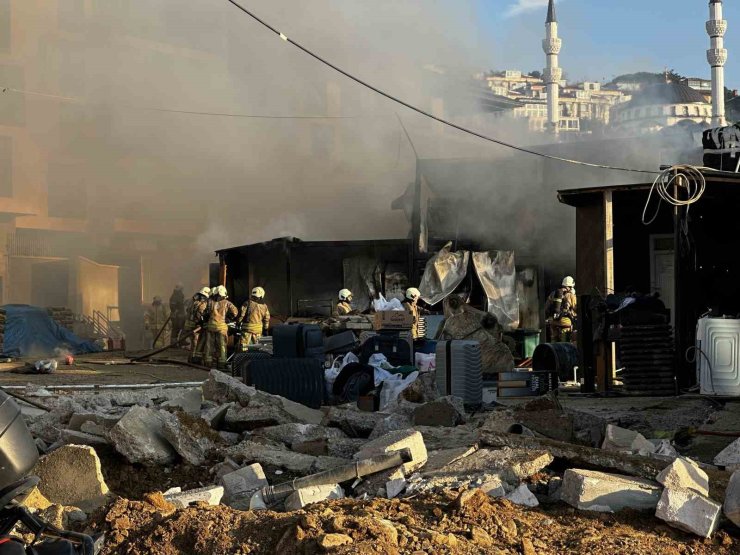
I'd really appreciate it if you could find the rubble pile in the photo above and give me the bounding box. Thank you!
[13,370,740,553]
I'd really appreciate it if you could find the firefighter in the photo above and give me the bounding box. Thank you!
[403,287,422,339]
[204,285,238,369]
[186,287,210,363]
[237,287,271,351]
[545,276,577,342]
[334,289,354,316]
[144,296,170,349]
[169,283,186,345]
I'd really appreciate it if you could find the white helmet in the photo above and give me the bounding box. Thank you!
[252,287,265,299]
[215,285,228,298]
[338,289,353,301]
[406,287,421,301]
[562,276,575,288]
[198,287,211,298]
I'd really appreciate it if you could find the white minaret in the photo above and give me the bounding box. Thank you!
[707,0,728,126]
[542,0,562,133]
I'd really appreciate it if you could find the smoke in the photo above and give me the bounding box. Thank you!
[15,0,701,329]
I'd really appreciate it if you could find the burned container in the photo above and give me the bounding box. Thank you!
[435,340,483,409]
[0,390,39,489]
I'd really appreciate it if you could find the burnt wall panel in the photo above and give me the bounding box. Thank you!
[575,201,605,296]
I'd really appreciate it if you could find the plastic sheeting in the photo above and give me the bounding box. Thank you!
[1,305,102,357]
[419,242,470,306]
[472,251,520,330]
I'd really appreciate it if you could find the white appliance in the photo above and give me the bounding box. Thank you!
[696,317,740,396]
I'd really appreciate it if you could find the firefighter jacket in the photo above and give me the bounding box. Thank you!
[239,300,271,335]
[403,300,420,339]
[545,287,577,320]
[169,289,186,321]
[206,299,238,333]
[186,296,208,329]
[144,303,170,332]
[334,301,352,317]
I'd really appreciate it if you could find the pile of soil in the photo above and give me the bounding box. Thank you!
[90,489,737,555]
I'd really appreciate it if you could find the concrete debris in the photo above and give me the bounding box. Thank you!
[202,369,257,406]
[354,430,428,474]
[560,469,662,512]
[423,446,479,475]
[479,477,506,498]
[253,423,347,446]
[312,456,349,473]
[602,424,656,455]
[220,463,268,510]
[79,421,108,437]
[39,505,88,531]
[424,447,552,485]
[505,484,539,507]
[284,484,344,511]
[160,412,217,466]
[164,485,224,508]
[713,437,740,471]
[278,397,324,425]
[109,406,177,465]
[33,445,111,513]
[228,441,318,474]
[651,439,679,459]
[218,431,241,445]
[200,403,231,430]
[211,459,241,482]
[656,457,709,497]
[385,476,407,499]
[412,425,479,452]
[323,406,387,438]
[655,487,721,538]
[223,404,293,432]
[399,371,439,404]
[412,396,466,428]
[292,437,367,459]
[21,487,52,511]
[68,412,121,433]
[317,533,353,549]
[161,388,203,415]
[368,414,413,440]
[724,470,740,527]
[354,467,406,499]
[60,429,109,447]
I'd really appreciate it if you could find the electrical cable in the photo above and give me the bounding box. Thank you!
[685,344,715,395]
[224,0,660,175]
[0,86,387,120]
[641,165,707,225]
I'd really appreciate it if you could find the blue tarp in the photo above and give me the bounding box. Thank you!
[2,305,102,357]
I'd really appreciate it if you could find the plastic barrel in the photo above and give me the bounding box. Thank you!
[532,342,578,381]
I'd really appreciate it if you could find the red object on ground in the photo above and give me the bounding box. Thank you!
[65,355,74,365]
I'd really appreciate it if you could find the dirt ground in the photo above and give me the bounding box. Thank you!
[0,350,207,386]
[89,489,737,555]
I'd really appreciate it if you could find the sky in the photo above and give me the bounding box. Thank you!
[477,0,739,85]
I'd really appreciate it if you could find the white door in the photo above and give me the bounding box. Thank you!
[650,235,675,327]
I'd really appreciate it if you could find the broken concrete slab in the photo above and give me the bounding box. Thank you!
[284,484,344,511]
[202,369,257,406]
[323,406,387,438]
[252,423,347,446]
[656,457,709,497]
[354,430,428,474]
[505,484,539,507]
[68,412,121,433]
[79,421,108,437]
[223,404,293,432]
[424,447,552,485]
[161,388,202,415]
[724,470,740,527]
[227,441,318,474]
[312,456,348,473]
[33,445,111,513]
[423,446,479,475]
[602,424,656,455]
[39,505,87,531]
[221,463,268,510]
[368,414,413,440]
[211,459,241,482]
[413,425,479,451]
[292,437,366,459]
[386,475,407,499]
[560,469,662,512]
[479,478,506,499]
[164,485,224,508]
[278,397,324,425]
[60,429,109,447]
[656,487,721,538]
[201,403,231,430]
[108,406,177,465]
[713,437,740,471]
[412,396,466,428]
[160,411,217,466]
[354,467,406,499]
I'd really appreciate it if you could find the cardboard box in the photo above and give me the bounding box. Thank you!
[373,310,413,330]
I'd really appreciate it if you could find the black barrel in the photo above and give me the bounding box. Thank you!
[249,358,325,409]
[532,343,579,381]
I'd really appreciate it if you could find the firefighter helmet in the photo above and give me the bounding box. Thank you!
[198,287,211,298]
[562,276,575,288]
[406,287,421,301]
[338,289,353,301]
[252,287,266,299]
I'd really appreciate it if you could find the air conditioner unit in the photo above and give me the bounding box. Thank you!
[435,340,483,409]
[696,317,740,396]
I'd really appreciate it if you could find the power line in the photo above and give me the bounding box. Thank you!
[224,0,660,176]
[0,86,388,120]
